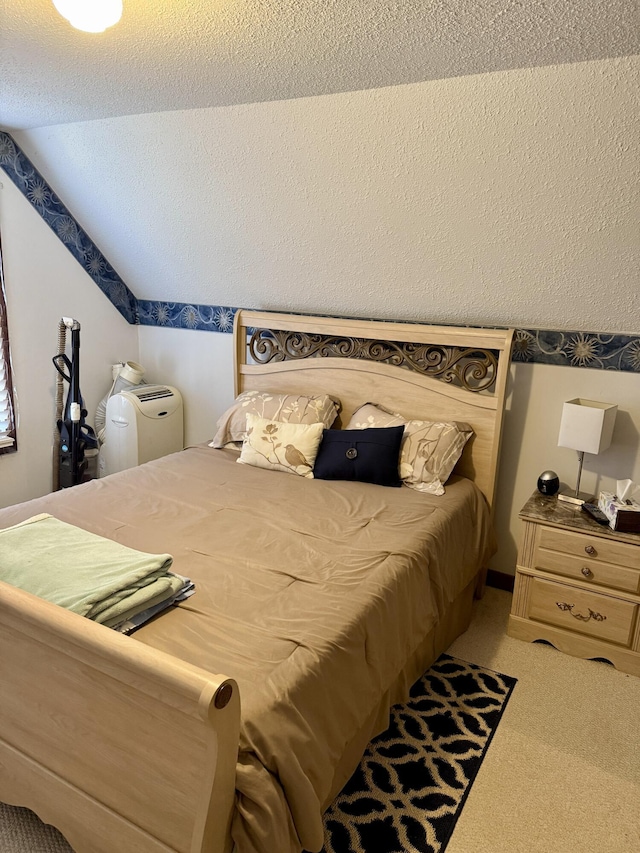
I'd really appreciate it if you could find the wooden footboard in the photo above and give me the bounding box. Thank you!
[0,581,240,853]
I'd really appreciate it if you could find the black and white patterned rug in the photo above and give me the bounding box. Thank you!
[318,654,517,853]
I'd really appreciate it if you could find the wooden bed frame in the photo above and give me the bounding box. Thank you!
[0,311,513,853]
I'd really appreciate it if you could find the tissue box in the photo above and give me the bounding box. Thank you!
[598,492,640,533]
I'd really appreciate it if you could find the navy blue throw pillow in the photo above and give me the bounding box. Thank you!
[313,425,404,487]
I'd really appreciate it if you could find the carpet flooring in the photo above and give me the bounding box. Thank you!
[444,589,640,853]
[0,801,73,852]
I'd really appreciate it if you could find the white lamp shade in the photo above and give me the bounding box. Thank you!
[558,398,617,455]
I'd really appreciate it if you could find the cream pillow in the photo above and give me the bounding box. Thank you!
[346,403,473,495]
[238,413,324,478]
[210,390,340,448]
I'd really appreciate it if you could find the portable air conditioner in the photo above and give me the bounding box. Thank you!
[101,385,183,476]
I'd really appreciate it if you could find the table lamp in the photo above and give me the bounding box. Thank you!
[557,398,617,505]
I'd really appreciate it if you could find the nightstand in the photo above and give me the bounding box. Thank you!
[508,491,640,676]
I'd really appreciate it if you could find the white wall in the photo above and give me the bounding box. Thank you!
[0,177,139,507]
[137,325,235,445]
[14,55,639,332]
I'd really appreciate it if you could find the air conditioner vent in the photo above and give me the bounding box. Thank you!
[131,385,174,403]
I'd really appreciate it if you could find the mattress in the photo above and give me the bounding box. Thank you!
[0,445,495,853]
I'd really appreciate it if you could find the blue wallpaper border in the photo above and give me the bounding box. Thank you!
[513,329,640,372]
[1,132,638,371]
[0,131,137,324]
[137,299,236,334]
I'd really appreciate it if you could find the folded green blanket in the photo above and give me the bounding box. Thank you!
[0,513,183,626]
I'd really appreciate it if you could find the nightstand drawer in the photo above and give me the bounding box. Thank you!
[537,526,640,571]
[534,548,640,594]
[528,577,638,647]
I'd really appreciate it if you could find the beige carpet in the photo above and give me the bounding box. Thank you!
[2,587,639,852]
[446,589,640,853]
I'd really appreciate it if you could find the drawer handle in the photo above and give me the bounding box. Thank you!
[581,567,593,579]
[584,545,597,556]
[556,602,606,623]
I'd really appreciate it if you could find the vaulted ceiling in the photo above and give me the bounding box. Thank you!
[2,0,639,131]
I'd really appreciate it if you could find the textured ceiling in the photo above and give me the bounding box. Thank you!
[1,0,639,131]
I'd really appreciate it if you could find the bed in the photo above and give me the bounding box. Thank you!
[0,310,514,853]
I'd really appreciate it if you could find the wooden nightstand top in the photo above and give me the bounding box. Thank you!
[519,491,640,547]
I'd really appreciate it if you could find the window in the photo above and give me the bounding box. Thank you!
[0,235,17,453]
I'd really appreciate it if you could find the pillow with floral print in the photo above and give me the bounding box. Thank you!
[210,390,340,449]
[346,403,473,495]
[237,413,324,478]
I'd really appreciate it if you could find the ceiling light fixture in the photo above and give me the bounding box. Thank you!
[52,0,123,33]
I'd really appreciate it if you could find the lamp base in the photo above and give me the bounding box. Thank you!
[557,490,594,506]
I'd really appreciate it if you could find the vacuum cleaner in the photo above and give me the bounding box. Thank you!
[53,317,97,489]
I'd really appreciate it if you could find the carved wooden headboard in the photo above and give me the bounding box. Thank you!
[234,310,514,510]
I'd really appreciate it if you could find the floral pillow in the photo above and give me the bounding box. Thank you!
[345,403,473,495]
[210,390,340,448]
[237,413,325,478]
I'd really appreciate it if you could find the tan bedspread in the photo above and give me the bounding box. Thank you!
[0,445,495,853]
